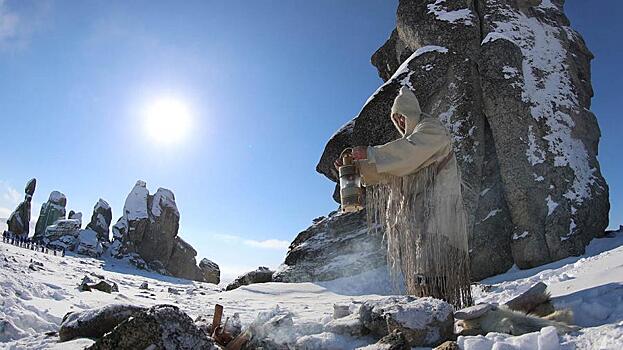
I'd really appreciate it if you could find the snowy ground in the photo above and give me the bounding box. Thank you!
[1,229,622,349]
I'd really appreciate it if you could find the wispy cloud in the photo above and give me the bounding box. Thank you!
[243,239,290,250]
[0,0,19,44]
[0,0,51,51]
[208,232,290,251]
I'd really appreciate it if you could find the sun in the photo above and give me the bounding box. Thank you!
[144,97,192,145]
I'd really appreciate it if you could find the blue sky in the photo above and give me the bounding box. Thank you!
[0,1,620,280]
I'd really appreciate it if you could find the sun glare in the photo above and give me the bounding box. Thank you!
[144,97,192,145]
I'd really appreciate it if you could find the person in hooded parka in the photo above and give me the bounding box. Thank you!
[338,86,472,308]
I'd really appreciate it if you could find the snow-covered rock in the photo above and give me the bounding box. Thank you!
[274,210,386,283]
[42,219,81,250]
[308,0,608,283]
[87,304,218,349]
[110,180,218,283]
[86,198,112,244]
[59,304,146,342]
[359,296,454,347]
[198,258,220,284]
[226,266,274,291]
[68,210,82,227]
[33,191,67,240]
[75,229,104,258]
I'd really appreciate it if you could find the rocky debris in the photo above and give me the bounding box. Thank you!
[79,275,118,293]
[75,229,105,258]
[68,211,83,227]
[233,298,454,349]
[357,330,409,350]
[34,191,67,239]
[198,258,220,284]
[273,210,386,283]
[86,199,112,244]
[59,304,147,342]
[434,340,460,350]
[324,313,367,337]
[226,266,274,291]
[333,304,352,319]
[42,219,81,250]
[359,296,454,347]
[110,180,218,283]
[5,178,36,238]
[87,305,218,350]
[139,281,149,290]
[504,282,554,316]
[285,0,609,283]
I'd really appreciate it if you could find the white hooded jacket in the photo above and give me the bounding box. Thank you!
[360,86,472,308]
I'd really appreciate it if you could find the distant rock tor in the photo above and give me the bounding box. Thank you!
[110,180,220,283]
[282,0,609,282]
[5,178,36,238]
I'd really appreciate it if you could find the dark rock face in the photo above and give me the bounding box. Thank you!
[274,210,386,283]
[87,305,218,350]
[86,199,112,244]
[33,191,67,240]
[59,304,146,342]
[5,178,36,238]
[226,266,274,291]
[296,0,609,281]
[110,181,219,283]
[198,258,220,284]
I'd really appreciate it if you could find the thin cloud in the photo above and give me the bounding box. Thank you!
[209,232,290,251]
[0,0,51,51]
[243,239,290,250]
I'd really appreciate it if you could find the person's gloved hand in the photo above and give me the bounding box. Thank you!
[334,146,367,169]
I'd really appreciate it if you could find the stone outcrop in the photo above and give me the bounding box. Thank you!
[287,0,609,282]
[86,199,112,244]
[86,305,218,350]
[226,266,274,291]
[41,219,81,249]
[110,180,219,283]
[5,178,36,238]
[198,258,220,284]
[33,191,67,240]
[274,211,386,283]
[59,304,147,342]
[359,296,454,347]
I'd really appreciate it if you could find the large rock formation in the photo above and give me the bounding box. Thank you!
[33,191,67,240]
[5,178,36,238]
[110,180,219,283]
[86,199,112,243]
[274,211,386,283]
[285,0,609,281]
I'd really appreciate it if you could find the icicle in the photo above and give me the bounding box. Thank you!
[366,155,472,308]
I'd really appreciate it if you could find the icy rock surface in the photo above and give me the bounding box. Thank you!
[275,210,386,283]
[359,296,454,347]
[110,180,218,283]
[226,266,274,291]
[305,0,609,282]
[59,304,146,342]
[87,305,218,350]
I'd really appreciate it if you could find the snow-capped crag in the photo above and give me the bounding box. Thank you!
[110,180,219,284]
[281,0,610,282]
